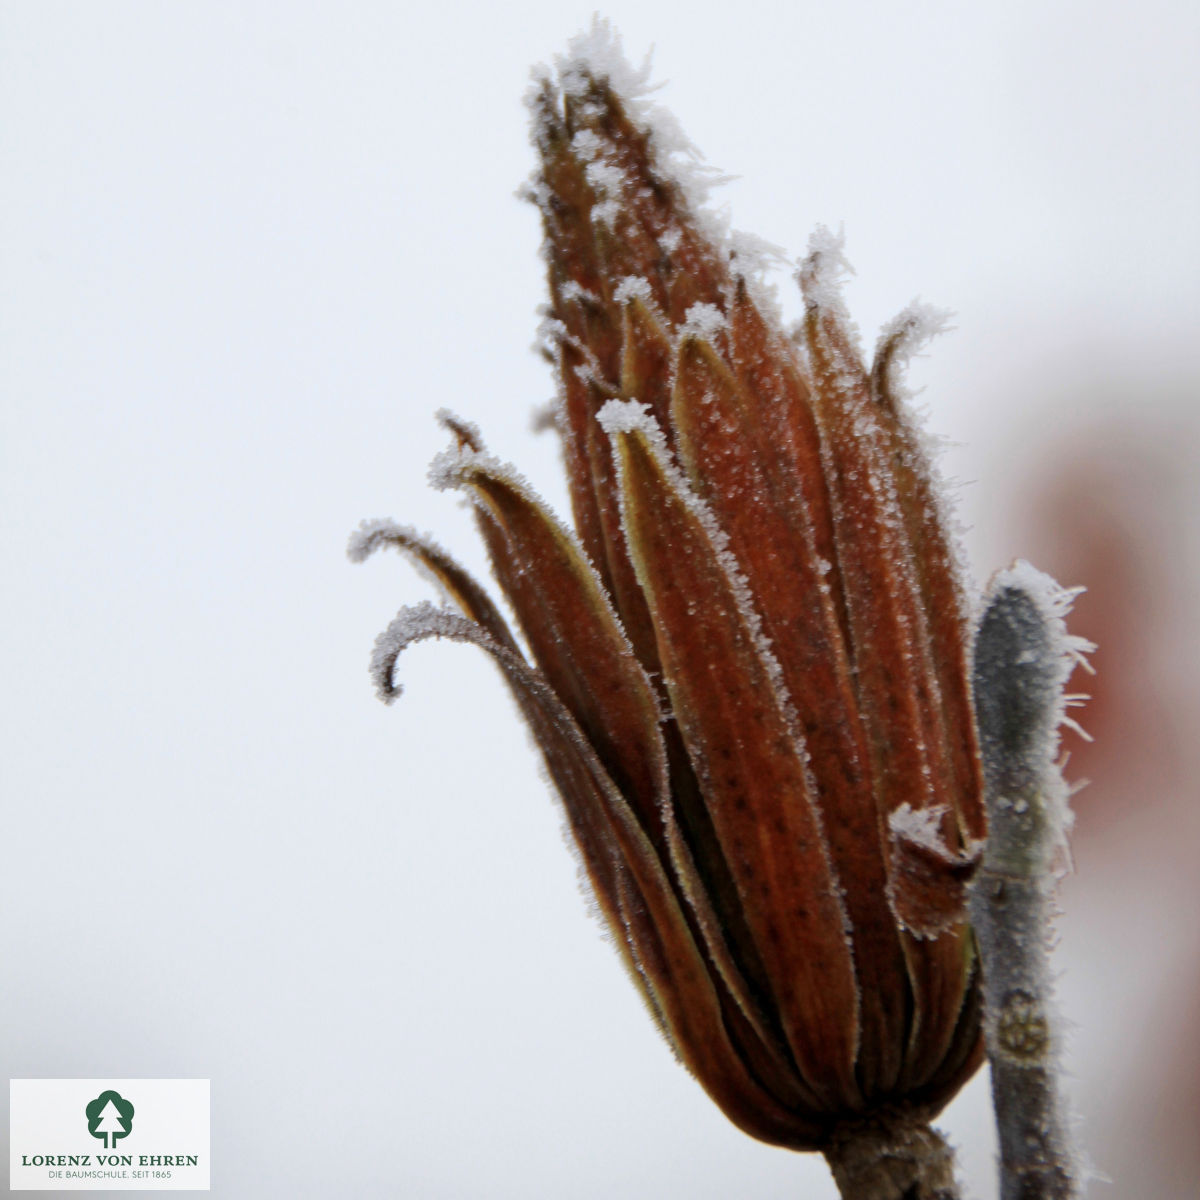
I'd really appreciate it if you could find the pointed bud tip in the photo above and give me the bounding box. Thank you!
[554,16,653,105]
[875,302,956,377]
[799,226,855,305]
[984,560,1096,675]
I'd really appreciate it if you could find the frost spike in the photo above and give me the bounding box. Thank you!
[606,407,862,1112]
[968,563,1088,1200]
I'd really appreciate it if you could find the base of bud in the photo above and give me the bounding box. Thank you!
[823,1112,959,1200]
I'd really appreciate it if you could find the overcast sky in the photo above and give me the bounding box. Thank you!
[2,2,1197,1197]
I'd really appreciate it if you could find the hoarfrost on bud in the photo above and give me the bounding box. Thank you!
[599,400,805,757]
[426,442,484,492]
[559,279,600,306]
[657,226,682,253]
[346,517,409,564]
[973,561,1095,864]
[355,26,1053,1187]
[596,398,656,439]
[434,407,484,452]
[679,302,727,344]
[613,275,655,307]
[727,229,789,322]
[555,17,654,106]
[569,128,605,161]
[800,225,857,314]
[545,16,734,247]
[346,520,461,603]
[873,301,956,402]
[369,600,466,704]
[584,160,627,197]
[888,803,953,856]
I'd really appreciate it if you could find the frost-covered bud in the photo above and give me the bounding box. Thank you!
[969,564,1092,1200]
[356,20,989,1173]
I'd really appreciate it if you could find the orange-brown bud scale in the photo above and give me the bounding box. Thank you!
[360,32,987,1158]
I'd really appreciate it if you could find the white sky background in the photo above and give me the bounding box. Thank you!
[2,2,1196,1197]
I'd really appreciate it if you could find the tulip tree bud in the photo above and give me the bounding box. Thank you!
[353,20,1090,1200]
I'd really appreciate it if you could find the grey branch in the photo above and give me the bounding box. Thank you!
[969,562,1091,1200]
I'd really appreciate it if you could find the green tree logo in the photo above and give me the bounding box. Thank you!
[85,1090,135,1149]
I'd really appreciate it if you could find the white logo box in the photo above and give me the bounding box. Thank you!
[10,1079,209,1191]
